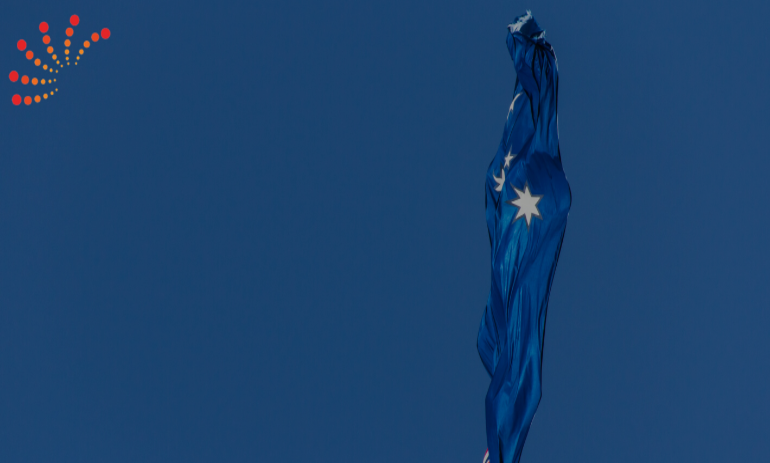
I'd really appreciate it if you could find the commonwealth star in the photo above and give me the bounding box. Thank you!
[506,183,542,228]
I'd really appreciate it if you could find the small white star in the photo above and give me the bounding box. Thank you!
[506,183,543,228]
[493,166,505,192]
[509,92,523,113]
[504,151,515,169]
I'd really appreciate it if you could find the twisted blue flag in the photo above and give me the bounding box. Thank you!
[478,12,570,463]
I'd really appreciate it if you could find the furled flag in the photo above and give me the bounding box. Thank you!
[477,12,570,463]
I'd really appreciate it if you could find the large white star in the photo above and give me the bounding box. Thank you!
[492,166,505,192]
[506,183,543,228]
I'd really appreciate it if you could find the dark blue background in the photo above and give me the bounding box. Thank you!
[1,1,768,462]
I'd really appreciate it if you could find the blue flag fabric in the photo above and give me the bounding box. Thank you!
[477,13,570,463]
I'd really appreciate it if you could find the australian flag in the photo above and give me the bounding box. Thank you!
[477,12,571,463]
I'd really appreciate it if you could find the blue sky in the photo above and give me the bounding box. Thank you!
[1,1,768,462]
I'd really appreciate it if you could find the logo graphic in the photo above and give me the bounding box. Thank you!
[9,15,110,106]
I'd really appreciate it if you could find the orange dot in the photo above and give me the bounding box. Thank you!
[9,71,18,82]
[52,54,57,59]
[43,94,48,99]
[79,49,84,55]
[21,75,29,85]
[32,78,38,85]
[101,28,110,40]
[84,40,90,48]
[12,94,21,105]
[26,50,34,60]
[39,22,49,33]
[91,32,99,42]
[24,96,32,105]
[43,64,48,70]
[41,79,45,84]
[66,28,74,37]
[65,39,71,47]
[43,35,51,44]
[47,46,53,53]
[70,15,80,26]
[65,49,70,55]
[34,58,41,66]
[17,39,26,51]
[34,95,41,103]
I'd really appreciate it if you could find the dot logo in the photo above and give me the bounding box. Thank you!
[9,15,110,106]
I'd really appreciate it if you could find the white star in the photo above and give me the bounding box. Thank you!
[492,166,505,192]
[506,183,543,228]
[509,92,523,113]
[504,151,515,169]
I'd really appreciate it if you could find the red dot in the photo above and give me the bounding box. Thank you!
[24,96,32,105]
[39,22,49,33]
[12,94,21,105]
[101,28,111,40]
[70,15,80,26]
[9,71,18,82]
[17,39,26,51]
